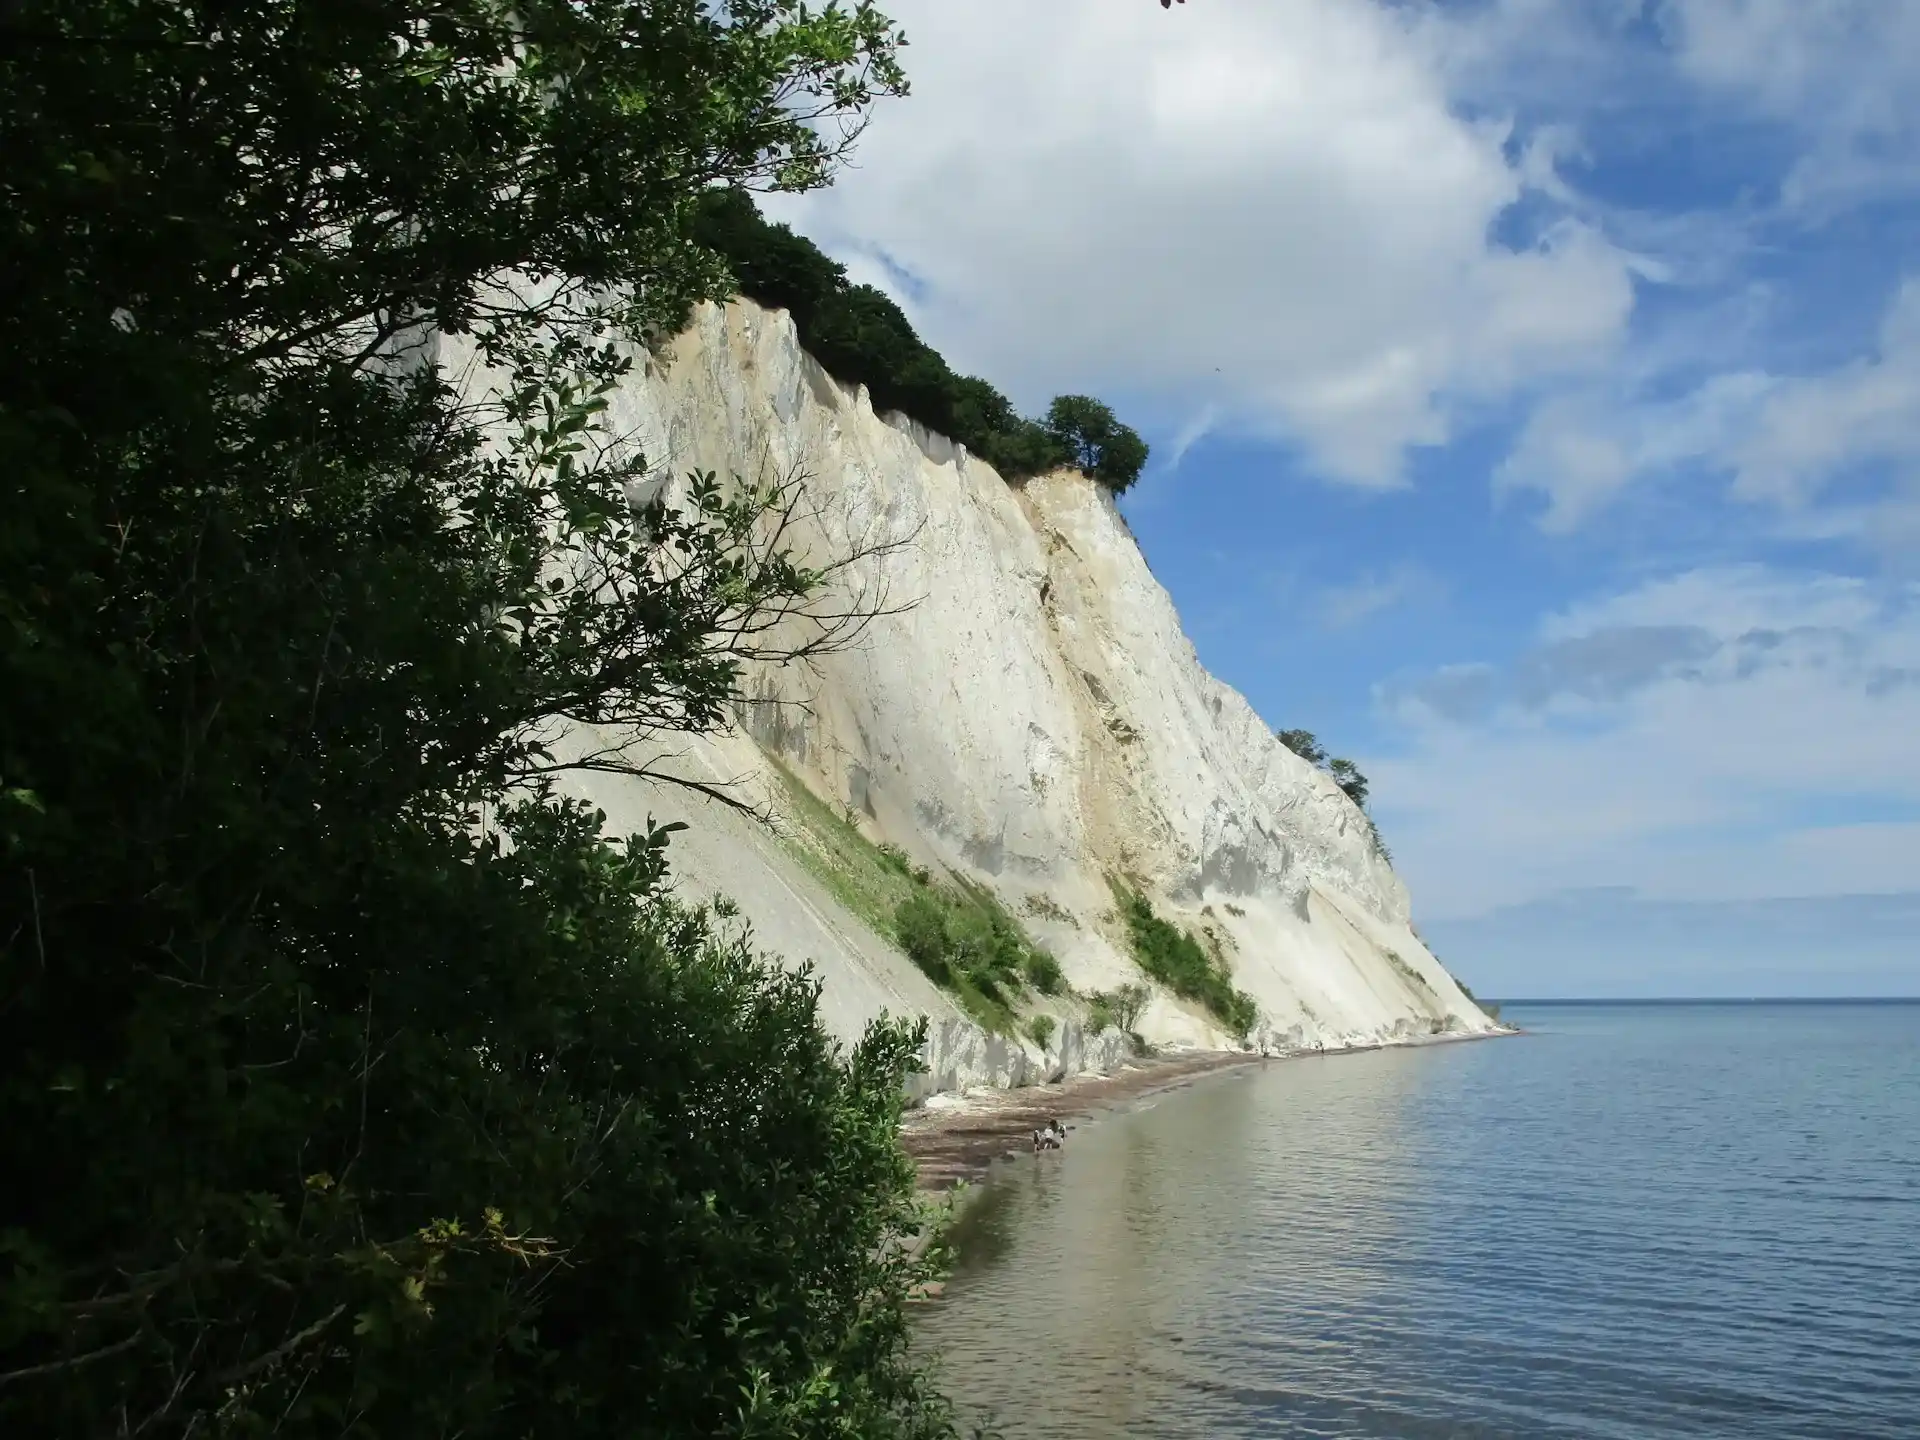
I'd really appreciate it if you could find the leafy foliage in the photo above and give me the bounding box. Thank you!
[1277,729,1372,809]
[1275,729,1329,768]
[693,189,1147,489]
[764,765,1058,1039]
[1327,757,1369,809]
[894,874,1061,1033]
[0,2,974,1436]
[1455,976,1503,1024]
[1044,395,1151,494]
[1084,983,1149,1038]
[1112,886,1258,1041]
[1023,947,1067,996]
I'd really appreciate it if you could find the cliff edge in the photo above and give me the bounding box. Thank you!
[558,299,1500,1097]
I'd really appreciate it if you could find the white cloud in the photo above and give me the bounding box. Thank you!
[1163,404,1220,474]
[1318,564,1436,631]
[1663,0,1920,212]
[1497,278,1920,537]
[1370,566,1920,918]
[772,0,1634,488]
[1540,564,1882,639]
[1493,393,1635,532]
[1729,279,1920,507]
[1424,889,1920,997]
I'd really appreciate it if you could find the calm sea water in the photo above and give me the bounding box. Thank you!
[915,1002,1920,1439]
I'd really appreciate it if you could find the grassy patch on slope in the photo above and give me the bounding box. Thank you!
[768,759,1063,1035]
[1383,947,1438,999]
[768,757,914,937]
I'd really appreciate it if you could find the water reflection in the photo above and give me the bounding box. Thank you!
[920,1052,1428,1439]
[916,1008,1920,1440]
[942,1171,1021,1278]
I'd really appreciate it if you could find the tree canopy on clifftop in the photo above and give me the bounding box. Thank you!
[694,187,1152,493]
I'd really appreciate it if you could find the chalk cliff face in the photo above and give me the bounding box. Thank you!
[559,298,1497,1096]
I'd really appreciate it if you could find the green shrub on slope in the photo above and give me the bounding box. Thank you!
[769,761,1062,1036]
[1085,982,1149,1038]
[892,876,1062,1033]
[1113,884,1258,1040]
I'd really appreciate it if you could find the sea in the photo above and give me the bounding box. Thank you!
[914,1001,1920,1439]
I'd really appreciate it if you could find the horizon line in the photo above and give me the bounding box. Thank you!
[1493,995,1920,1005]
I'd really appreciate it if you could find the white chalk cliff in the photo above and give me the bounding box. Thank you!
[557,298,1500,1098]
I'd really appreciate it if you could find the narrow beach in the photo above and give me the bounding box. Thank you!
[901,1049,1261,1193]
[902,1028,1517,1194]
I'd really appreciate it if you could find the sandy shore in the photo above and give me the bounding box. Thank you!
[900,1027,1519,1195]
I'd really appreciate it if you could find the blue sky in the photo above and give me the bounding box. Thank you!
[768,0,1920,998]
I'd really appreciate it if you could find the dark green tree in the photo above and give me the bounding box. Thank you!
[808,283,960,425]
[1276,729,1329,768]
[1278,731,1371,810]
[1328,756,1374,814]
[1044,394,1151,493]
[946,376,1066,475]
[0,3,969,1437]
[690,188,854,334]
[1327,757,1370,809]
[695,190,1168,490]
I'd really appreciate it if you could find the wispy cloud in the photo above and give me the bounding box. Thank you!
[1371,567,1920,918]
[768,0,1920,992]
[1496,277,1920,542]
[1665,0,1920,214]
[1424,888,1920,997]
[1318,564,1437,630]
[1163,403,1219,473]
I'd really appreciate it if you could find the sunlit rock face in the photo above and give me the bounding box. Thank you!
[556,299,1497,1096]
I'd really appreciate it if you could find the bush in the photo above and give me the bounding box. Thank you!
[1045,395,1150,494]
[1026,1015,1057,1051]
[1277,729,1372,810]
[1457,977,1503,1024]
[0,4,967,1435]
[1085,995,1112,1035]
[1276,729,1328,767]
[1024,948,1066,995]
[1327,757,1369,809]
[1085,983,1149,1038]
[896,890,957,986]
[1114,887,1258,1041]
[693,190,1150,492]
[891,878,1056,1024]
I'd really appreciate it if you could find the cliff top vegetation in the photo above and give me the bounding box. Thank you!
[694,187,1151,494]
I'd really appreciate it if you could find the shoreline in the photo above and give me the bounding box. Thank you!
[901,1049,1261,1194]
[901,1026,1517,1196]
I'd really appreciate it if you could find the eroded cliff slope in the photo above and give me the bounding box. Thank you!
[559,298,1499,1095]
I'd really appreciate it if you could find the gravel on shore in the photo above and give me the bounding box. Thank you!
[899,1027,1520,1194]
[899,1048,1263,1193]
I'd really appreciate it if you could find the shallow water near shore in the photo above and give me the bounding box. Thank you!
[915,1001,1920,1439]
